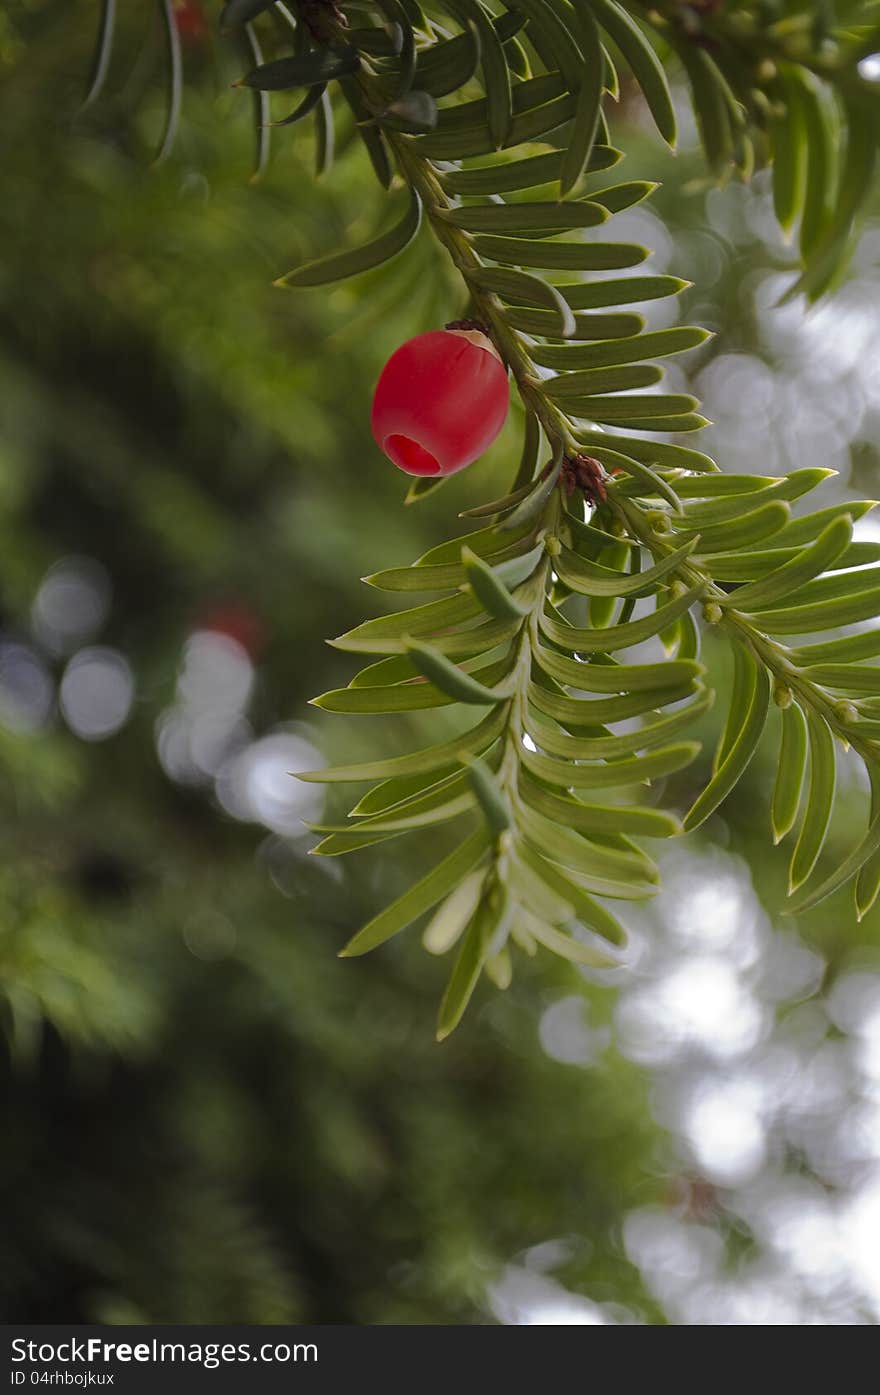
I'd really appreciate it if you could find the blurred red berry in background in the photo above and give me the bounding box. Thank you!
[200,601,266,660]
[371,329,509,477]
[174,0,209,45]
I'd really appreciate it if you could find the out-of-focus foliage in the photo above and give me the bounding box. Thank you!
[3,0,880,1326]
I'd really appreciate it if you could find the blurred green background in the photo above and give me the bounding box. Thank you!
[3,0,880,1325]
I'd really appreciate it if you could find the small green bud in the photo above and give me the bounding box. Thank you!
[487,877,505,914]
[703,601,723,624]
[835,700,859,725]
[545,534,562,558]
[773,682,793,709]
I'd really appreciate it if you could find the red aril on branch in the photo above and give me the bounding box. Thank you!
[371,326,509,477]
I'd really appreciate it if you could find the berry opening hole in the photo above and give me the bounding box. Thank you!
[386,435,441,476]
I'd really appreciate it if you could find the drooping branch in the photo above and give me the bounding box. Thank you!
[79,0,880,1029]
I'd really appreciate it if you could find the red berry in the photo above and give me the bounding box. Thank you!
[200,601,266,660]
[174,0,209,44]
[371,329,509,477]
